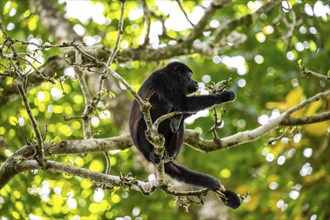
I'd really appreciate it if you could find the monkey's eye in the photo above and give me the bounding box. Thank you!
[187,72,192,78]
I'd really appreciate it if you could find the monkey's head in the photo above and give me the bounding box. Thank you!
[166,62,198,95]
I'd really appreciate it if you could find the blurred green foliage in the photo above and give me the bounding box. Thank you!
[0,0,329,219]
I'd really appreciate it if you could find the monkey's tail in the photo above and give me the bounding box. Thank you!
[164,161,221,190]
[164,161,241,209]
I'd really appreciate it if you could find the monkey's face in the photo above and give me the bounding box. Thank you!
[166,62,198,94]
[184,71,199,94]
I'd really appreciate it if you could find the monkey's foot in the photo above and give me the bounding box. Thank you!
[217,189,241,209]
[164,156,175,163]
[149,151,169,164]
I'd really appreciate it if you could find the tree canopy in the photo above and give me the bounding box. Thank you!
[0,0,329,219]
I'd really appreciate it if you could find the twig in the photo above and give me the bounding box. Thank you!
[139,0,151,47]
[281,4,297,52]
[152,111,183,130]
[209,108,226,142]
[208,79,232,141]
[74,51,92,139]
[161,185,209,197]
[185,0,230,43]
[268,127,290,145]
[175,0,195,27]
[93,0,126,111]
[14,121,30,144]
[104,151,111,175]
[298,60,330,80]
[301,68,330,80]
[0,72,11,77]
[17,55,51,82]
[10,38,77,50]
[59,114,83,121]
[286,90,329,115]
[315,135,329,159]
[106,0,125,67]
[71,43,150,127]
[17,84,45,167]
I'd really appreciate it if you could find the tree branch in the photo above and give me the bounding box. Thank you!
[175,0,195,27]
[15,86,44,168]
[74,51,92,139]
[30,0,83,42]
[1,159,154,194]
[281,111,330,126]
[298,60,330,80]
[184,90,330,152]
[185,0,230,43]
[0,135,132,189]
[210,1,281,46]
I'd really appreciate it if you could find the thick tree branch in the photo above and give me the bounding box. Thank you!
[185,0,230,43]
[0,135,132,189]
[30,0,82,42]
[1,159,154,194]
[210,1,281,46]
[184,90,330,152]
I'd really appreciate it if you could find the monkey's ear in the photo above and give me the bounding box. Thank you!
[170,115,183,133]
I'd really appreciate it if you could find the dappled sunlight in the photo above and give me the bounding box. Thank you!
[0,0,329,219]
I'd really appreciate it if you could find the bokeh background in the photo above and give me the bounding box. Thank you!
[0,1,329,219]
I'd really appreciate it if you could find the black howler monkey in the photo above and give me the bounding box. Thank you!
[129,62,241,209]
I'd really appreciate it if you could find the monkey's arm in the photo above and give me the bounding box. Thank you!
[180,90,236,112]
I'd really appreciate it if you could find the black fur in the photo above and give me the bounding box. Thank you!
[129,62,240,209]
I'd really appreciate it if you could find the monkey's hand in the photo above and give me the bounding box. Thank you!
[216,90,236,103]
